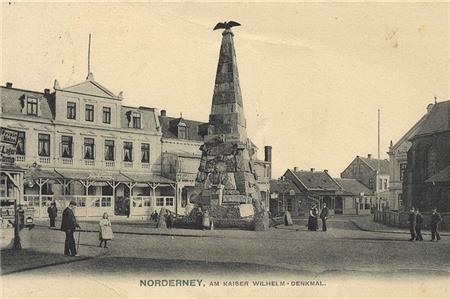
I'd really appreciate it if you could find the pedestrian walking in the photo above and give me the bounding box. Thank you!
[165,210,174,229]
[99,212,113,248]
[320,203,329,232]
[47,202,58,228]
[430,208,442,242]
[415,208,423,241]
[408,207,416,241]
[307,204,319,231]
[60,201,80,256]
[202,210,210,230]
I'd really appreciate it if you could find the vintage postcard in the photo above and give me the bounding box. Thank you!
[1,1,449,298]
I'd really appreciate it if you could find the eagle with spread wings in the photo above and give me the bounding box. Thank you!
[213,21,241,31]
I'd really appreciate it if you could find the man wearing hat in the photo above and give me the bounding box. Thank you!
[61,201,81,256]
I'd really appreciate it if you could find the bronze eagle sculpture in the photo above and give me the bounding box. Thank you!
[213,21,241,31]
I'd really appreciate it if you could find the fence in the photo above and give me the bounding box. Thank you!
[374,210,449,230]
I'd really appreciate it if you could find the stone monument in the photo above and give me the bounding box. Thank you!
[192,24,269,231]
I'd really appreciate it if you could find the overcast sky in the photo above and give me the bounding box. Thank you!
[2,2,449,178]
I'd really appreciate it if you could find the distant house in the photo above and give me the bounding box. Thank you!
[334,178,375,215]
[403,100,450,212]
[386,103,433,211]
[340,154,390,209]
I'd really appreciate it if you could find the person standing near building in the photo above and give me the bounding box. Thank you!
[99,212,113,248]
[414,208,423,241]
[430,208,442,242]
[47,202,58,228]
[320,203,329,232]
[60,201,80,256]
[408,207,416,241]
[307,204,319,231]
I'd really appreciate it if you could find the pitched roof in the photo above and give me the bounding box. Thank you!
[1,86,55,119]
[291,170,342,191]
[59,73,121,100]
[425,166,450,183]
[270,179,301,194]
[159,116,208,142]
[414,100,450,137]
[391,111,429,151]
[334,178,374,196]
[359,157,390,175]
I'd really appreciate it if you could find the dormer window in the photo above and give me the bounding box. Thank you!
[132,112,141,129]
[27,97,38,116]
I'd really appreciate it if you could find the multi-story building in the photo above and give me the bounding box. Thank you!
[340,154,390,209]
[1,75,176,220]
[403,100,450,213]
[1,75,272,219]
[386,103,432,211]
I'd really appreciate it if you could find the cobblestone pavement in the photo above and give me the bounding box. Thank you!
[2,217,449,298]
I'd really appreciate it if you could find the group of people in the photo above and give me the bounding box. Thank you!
[408,207,442,242]
[53,201,114,256]
[307,203,329,232]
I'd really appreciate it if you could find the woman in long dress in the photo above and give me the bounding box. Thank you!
[99,212,113,248]
[307,205,319,231]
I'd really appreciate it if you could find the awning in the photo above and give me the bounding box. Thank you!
[0,164,26,173]
[24,168,61,181]
[121,172,175,184]
[55,169,132,182]
[425,166,450,184]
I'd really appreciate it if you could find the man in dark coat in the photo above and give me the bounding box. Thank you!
[414,208,423,241]
[60,201,80,256]
[430,208,442,242]
[47,202,58,228]
[320,203,329,232]
[408,207,416,241]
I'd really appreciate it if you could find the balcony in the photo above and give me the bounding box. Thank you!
[123,161,133,168]
[105,161,115,168]
[61,157,73,165]
[39,157,51,164]
[141,163,150,169]
[15,155,26,163]
[84,159,95,166]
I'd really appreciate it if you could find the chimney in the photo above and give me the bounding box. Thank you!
[161,110,166,117]
[5,82,13,88]
[293,167,298,172]
[426,103,434,113]
[310,168,315,172]
[324,169,328,173]
[44,88,50,95]
[367,154,372,159]
[264,146,272,162]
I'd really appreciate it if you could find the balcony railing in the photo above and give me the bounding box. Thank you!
[105,161,115,167]
[84,159,95,166]
[39,157,51,164]
[15,155,26,162]
[62,157,73,165]
[141,163,150,169]
[123,161,133,168]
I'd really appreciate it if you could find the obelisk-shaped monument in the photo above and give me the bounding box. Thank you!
[193,24,269,231]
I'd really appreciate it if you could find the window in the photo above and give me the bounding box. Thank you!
[378,179,383,190]
[102,107,111,124]
[104,140,115,161]
[16,131,25,155]
[165,198,174,206]
[141,143,150,163]
[178,126,187,139]
[101,197,111,207]
[132,112,141,129]
[369,178,374,189]
[399,163,407,181]
[27,97,38,116]
[123,142,133,162]
[61,136,73,158]
[67,102,76,119]
[156,198,164,206]
[85,104,94,122]
[38,134,50,157]
[84,138,95,160]
[383,179,388,190]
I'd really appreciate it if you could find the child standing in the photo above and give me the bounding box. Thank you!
[99,212,113,248]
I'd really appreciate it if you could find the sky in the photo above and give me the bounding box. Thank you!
[1,2,449,178]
